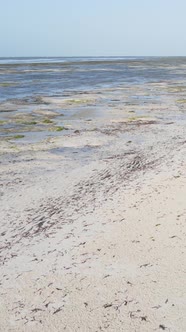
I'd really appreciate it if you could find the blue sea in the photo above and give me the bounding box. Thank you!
[1,56,186,102]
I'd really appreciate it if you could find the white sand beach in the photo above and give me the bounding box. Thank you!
[1,82,186,331]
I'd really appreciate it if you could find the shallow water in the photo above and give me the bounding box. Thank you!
[1,57,186,143]
[1,56,186,102]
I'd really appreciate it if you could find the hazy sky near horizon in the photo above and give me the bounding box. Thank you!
[1,0,186,57]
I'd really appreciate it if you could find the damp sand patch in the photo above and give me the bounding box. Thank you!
[49,145,100,165]
[47,97,98,109]
[50,145,99,154]
[32,109,60,117]
[111,116,158,124]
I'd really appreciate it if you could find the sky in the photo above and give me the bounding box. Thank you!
[1,0,186,57]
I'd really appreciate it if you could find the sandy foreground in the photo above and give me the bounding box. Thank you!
[0,84,186,331]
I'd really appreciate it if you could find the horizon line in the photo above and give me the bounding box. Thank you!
[1,55,186,58]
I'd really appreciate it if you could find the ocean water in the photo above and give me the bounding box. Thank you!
[1,56,186,102]
[1,57,186,143]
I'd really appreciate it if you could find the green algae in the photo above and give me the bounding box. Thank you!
[55,126,65,131]
[12,134,25,139]
[15,120,37,125]
[49,126,64,132]
[0,82,17,87]
[24,121,37,125]
[43,119,53,124]
[176,99,186,104]
[10,145,17,149]
[127,115,149,121]
[1,134,25,142]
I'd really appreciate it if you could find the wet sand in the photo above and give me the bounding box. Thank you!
[1,81,186,331]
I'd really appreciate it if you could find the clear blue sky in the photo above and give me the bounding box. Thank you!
[1,0,186,57]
